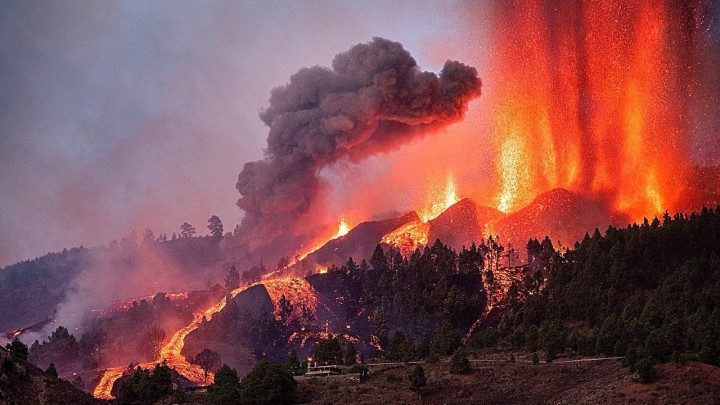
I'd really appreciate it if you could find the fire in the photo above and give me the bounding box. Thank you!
[94,282,261,398]
[380,174,457,253]
[420,174,459,222]
[157,283,262,384]
[487,1,697,220]
[380,218,430,255]
[262,277,319,322]
[295,216,352,262]
[93,367,124,399]
[336,216,350,238]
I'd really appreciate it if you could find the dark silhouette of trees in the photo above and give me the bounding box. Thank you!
[370,308,389,347]
[139,325,165,360]
[449,347,470,374]
[388,331,413,362]
[192,348,222,384]
[225,265,240,291]
[344,343,357,365]
[117,362,173,405]
[208,215,224,240]
[5,338,28,361]
[314,335,343,365]
[180,222,196,238]
[433,321,461,356]
[45,362,58,377]
[278,294,293,325]
[463,206,720,380]
[208,364,241,404]
[29,326,79,371]
[238,359,297,405]
[286,349,301,375]
[408,364,427,390]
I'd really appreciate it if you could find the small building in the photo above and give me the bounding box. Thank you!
[305,364,342,377]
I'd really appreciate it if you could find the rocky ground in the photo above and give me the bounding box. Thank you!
[299,357,720,405]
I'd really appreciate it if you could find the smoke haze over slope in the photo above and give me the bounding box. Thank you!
[0,1,468,268]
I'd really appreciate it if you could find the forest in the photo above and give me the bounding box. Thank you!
[189,206,720,386]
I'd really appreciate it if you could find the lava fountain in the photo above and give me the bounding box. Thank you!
[487,0,711,220]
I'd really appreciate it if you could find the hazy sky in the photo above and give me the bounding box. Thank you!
[0,1,484,267]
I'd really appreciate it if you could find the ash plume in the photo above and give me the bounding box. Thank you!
[235,37,481,259]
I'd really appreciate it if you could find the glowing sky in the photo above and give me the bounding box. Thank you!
[0,1,480,267]
[1,1,717,268]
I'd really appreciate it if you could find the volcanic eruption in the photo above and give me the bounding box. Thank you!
[233,37,482,265]
[484,0,718,220]
[279,1,720,265]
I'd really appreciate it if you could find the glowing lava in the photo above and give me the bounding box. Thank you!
[420,174,459,222]
[93,367,124,399]
[487,1,702,221]
[381,219,430,255]
[336,216,350,238]
[94,282,260,399]
[263,277,319,322]
[296,216,353,262]
[382,174,458,254]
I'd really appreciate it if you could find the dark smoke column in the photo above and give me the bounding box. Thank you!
[235,37,481,261]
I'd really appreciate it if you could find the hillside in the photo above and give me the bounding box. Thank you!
[492,188,627,251]
[300,358,720,404]
[428,199,504,251]
[0,347,101,405]
[0,236,226,334]
[303,212,420,269]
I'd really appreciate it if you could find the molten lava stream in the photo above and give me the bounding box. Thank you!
[93,282,261,398]
[93,367,124,399]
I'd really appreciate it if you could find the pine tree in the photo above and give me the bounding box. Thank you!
[46,362,58,377]
[5,338,28,361]
[286,349,301,375]
[208,364,241,405]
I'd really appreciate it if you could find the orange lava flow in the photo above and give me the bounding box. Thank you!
[381,218,430,255]
[93,367,124,399]
[295,216,353,262]
[263,277,319,321]
[488,1,701,221]
[158,283,260,384]
[93,282,260,398]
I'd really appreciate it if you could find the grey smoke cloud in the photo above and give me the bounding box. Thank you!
[235,37,481,258]
[0,1,465,269]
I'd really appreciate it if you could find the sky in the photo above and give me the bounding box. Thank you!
[2,1,717,270]
[0,0,487,268]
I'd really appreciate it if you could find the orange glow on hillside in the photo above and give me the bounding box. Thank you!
[263,277,319,321]
[295,216,353,262]
[335,216,350,238]
[94,282,261,399]
[381,218,430,255]
[380,174,457,254]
